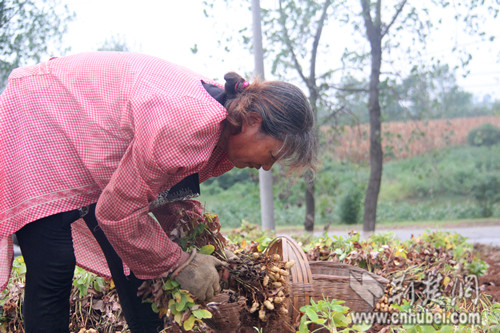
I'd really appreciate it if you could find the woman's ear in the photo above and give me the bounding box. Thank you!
[245,112,262,127]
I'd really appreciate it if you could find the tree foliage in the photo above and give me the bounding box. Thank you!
[472,174,500,218]
[350,0,499,232]
[468,123,500,147]
[0,0,74,87]
[200,0,499,232]
[339,186,363,224]
[264,0,337,231]
[202,0,340,231]
[97,35,130,52]
[381,65,475,121]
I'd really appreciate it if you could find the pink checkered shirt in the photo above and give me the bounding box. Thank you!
[0,52,234,290]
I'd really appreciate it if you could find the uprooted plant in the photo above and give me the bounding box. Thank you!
[137,210,294,332]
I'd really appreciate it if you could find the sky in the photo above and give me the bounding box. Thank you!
[59,0,252,80]
[57,0,500,101]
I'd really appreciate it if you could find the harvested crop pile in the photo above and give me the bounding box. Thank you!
[136,211,295,332]
[2,217,499,332]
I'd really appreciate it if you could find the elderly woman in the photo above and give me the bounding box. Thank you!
[0,52,317,332]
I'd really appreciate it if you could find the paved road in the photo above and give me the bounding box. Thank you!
[369,225,500,246]
[300,224,500,246]
[13,222,500,258]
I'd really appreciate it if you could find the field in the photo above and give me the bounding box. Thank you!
[327,116,500,162]
[199,115,500,227]
[2,228,500,332]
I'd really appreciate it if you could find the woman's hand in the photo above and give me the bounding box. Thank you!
[171,250,226,301]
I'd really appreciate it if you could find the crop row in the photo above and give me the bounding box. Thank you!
[325,116,500,162]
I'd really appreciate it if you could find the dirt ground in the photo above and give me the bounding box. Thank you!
[476,243,500,303]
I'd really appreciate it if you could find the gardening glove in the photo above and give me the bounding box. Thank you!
[172,249,226,301]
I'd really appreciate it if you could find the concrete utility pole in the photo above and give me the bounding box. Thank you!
[251,0,275,231]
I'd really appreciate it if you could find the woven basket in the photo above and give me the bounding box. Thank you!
[305,261,388,312]
[266,236,389,319]
[205,293,248,333]
[206,236,388,332]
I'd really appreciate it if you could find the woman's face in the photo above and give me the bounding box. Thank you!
[225,114,283,171]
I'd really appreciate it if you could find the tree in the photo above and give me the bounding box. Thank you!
[202,0,344,231]
[260,0,498,233]
[359,0,381,234]
[0,0,74,88]
[201,0,498,232]
[252,0,276,231]
[343,64,479,123]
[355,0,498,233]
[265,0,336,231]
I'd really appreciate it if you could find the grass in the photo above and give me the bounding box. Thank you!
[220,216,500,234]
[200,142,500,229]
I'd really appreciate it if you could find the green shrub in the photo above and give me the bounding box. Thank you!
[338,187,363,224]
[467,123,500,147]
[376,199,485,222]
[472,174,500,217]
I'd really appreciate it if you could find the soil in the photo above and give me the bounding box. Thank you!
[476,243,500,303]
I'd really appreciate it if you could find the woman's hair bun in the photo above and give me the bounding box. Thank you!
[224,72,248,99]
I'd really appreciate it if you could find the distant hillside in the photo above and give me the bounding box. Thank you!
[325,116,500,162]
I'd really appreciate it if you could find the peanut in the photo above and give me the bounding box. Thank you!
[259,307,266,321]
[264,300,274,310]
[270,266,281,273]
[250,301,259,313]
[284,260,295,269]
[263,275,269,287]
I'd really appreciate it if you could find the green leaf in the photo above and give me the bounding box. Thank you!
[77,285,87,297]
[333,312,350,327]
[299,305,309,312]
[352,323,373,332]
[298,317,311,333]
[420,325,439,333]
[168,299,179,314]
[402,326,418,333]
[305,308,319,322]
[183,314,196,331]
[163,279,180,291]
[192,309,213,319]
[174,291,182,303]
[175,294,188,311]
[331,304,348,313]
[437,326,454,333]
[93,279,104,292]
[199,244,215,255]
[174,311,183,325]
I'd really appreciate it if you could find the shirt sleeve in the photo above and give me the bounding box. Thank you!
[95,94,226,279]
